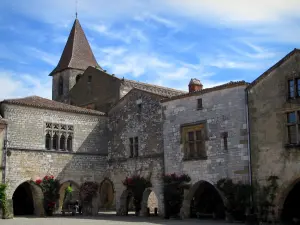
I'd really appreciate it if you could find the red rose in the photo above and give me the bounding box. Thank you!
[35,179,42,185]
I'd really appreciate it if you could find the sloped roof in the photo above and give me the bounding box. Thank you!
[1,96,105,116]
[122,79,186,97]
[161,81,249,103]
[50,19,101,76]
[246,48,300,91]
[108,88,168,113]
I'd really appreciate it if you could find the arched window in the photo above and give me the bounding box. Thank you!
[45,133,51,150]
[67,135,73,151]
[76,74,81,83]
[60,134,66,151]
[52,133,58,150]
[58,76,63,96]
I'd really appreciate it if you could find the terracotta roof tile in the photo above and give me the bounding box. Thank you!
[1,96,105,116]
[161,81,249,102]
[50,19,101,76]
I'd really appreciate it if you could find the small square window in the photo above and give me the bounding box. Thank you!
[88,76,92,83]
[137,104,142,114]
[197,99,203,110]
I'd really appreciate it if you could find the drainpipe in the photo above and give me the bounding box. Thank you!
[245,90,254,208]
[1,121,8,184]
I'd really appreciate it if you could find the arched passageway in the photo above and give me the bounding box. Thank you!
[99,179,115,210]
[281,181,300,223]
[184,181,225,219]
[141,188,158,216]
[58,181,80,212]
[13,182,34,215]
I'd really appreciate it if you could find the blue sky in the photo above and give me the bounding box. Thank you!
[1,0,300,100]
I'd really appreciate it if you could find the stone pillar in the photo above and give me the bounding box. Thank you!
[181,189,190,219]
[2,199,14,219]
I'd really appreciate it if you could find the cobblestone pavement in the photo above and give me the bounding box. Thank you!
[1,216,231,225]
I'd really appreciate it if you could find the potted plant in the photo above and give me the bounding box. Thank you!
[79,181,99,215]
[34,175,60,216]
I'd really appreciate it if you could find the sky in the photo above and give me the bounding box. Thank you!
[1,0,300,100]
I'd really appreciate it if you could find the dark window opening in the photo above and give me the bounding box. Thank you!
[137,103,142,114]
[58,76,63,96]
[129,138,134,158]
[76,74,81,83]
[52,133,58,150]
[67,135,73,151]
[197,98,203,110]
[221,132,228,150]
[60,135,66,150]
[88,76,92,83]
[45,133,51,150]
[134,137,139,157]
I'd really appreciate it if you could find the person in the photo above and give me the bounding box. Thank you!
[74,200,82,214]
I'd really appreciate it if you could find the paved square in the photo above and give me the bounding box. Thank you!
[1,216,229,225]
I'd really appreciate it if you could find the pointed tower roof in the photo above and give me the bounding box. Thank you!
[50,19,101,76]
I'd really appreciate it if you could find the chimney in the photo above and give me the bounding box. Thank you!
[188,78,203,93]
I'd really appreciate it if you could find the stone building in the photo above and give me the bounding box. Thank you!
[161,79,250,218]
[0,116,7,183]
[247,48,300,222]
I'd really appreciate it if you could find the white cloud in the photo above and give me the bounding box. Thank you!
[26,47,59,66]
[0,70,52,101]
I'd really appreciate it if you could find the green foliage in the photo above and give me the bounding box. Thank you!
[253,176,279,221]
[0,183,7,217]
[163,173,191,217]
[217,178,252,221]
[123,175,152,213]
[65,186,73,194]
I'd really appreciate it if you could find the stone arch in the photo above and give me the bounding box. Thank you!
[118,189,134,216]
[12,180,44,216]
[57,180,80,212]
[276,177,300,222]
[98,178,115,210]
[182,180,227,219]
[141,188,159,216]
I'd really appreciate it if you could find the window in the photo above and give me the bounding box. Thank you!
[52,133,58,150]
[129,138,134,158]
[287,111,298,144]
[45,122,74,151]
[76,74,81,83]
[134,137,139,157]
[88,76,92,83]
[129,137,139,157]
[58,76,64,96]
[221,132,228,150]
[182,123,206,160]
[137,103,142,114]
[60,134,66,151]
[288,78,300,99]
[197,98,203,110]
[45,133,51,150]
[67,135,73,151]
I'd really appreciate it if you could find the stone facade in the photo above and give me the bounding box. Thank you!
[162,83,249,217]
[247,50,300,221]
[0,103,108,216]
[0,116,7,183]
[52,68,84,104]
[107,89,165,215]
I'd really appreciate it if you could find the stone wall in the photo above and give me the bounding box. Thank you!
[0,103,109,215]
[162,84,249,186]
[52,68,83,103]
[108,89,164,215]
[0,119,6,183]
[247,52,300,219]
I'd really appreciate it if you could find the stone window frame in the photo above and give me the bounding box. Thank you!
[129,136,139,158]
[287,77,300,99]
[45,122,74,151]
[197,98,203,110]
[180,121,208,161]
